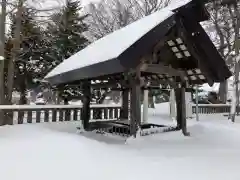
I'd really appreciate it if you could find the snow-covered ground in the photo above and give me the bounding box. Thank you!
[1,103,240,180]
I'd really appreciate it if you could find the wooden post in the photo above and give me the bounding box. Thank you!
[120,88,129,119]
[195,85,199,121]
[175,88,182,130]
[142,88,148,124]
[129,73,141,137]
[185,90,193,119]
[56,90,61,104]
[0,1,6,125]
[181,87,189,136]
[175,86,189,136]
[7,0,23,104]
[81,81,91,130]
[169,89,176,120]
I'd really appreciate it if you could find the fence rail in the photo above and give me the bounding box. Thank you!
[191,104,240,115]
[0,104,121,125]
[0,103,235,125]
[192,104,231,114]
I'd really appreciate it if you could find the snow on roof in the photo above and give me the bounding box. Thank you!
[45,0,192,79]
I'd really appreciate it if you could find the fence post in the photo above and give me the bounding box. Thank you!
[185,91,193,118]
[169,89,176,120]
[142,88,148,124]
[195,86,199,121]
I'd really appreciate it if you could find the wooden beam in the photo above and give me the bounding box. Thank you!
[175,86,190,136]
[175,87,182,130]
[176,19,214,85]
[141,53,187,79]
[180,86,189,136]
[120,88,129,119]
[149,74,177,88]
[142,88,149,124]
[143,64,181,76]
[81,81,91,130]
[129,71,141,137]
[153,38,167,53]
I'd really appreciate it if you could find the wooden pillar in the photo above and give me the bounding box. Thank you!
[120,88,129,119]
[185,90,193,119]
[195,86,199,121]
[81,81,91,130]
[142,88,148,124]
[129,73,141,137]
[169,89,176,120]
[175,86,189,136]
[175,88,182,130]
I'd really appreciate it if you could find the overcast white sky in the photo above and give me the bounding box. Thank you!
[81,0,100,6]
[25,0,101,13]
[41,0,101,8]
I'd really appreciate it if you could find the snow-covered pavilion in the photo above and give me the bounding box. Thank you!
[45,0,231,137]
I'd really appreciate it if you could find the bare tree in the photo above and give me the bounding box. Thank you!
[6,0,24,104]
[227,1,240,122]
[0,0,6,124]
[203,1,240,107]
[85,0,170,41]
[204,2,236,103]
[3,0,63,105]
[206,0,240,120]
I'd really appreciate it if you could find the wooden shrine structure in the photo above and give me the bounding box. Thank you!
[45,0,231,137]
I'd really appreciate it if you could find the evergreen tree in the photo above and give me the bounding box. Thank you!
[7,7,47,104]
[49,0,89,64]
[47,0,89,102]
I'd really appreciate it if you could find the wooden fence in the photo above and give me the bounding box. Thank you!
[0,104,121,125]
[0,103,235,125]
[191,104,234,114]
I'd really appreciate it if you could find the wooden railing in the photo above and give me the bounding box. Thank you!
[0,104,121,125]
[0,103,236,125]
[191,104,237,114]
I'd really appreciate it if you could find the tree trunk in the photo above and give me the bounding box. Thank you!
[19,91,27,104]
[229,3,240,121]
[149,97,155,108]
[230,57,240,122]
[56,91,61,104]
[96,90,110,104]
[120,89,129,119]
[148,92,155,108]
[111,91,121,103]
[0,0,7,125]
[218,80,228,103]
[19,74,27,105]
[0,0,6,103]
[235,61,240,116]
[52,91,57,104]
[6,0,23,105]
[64,98,68,105]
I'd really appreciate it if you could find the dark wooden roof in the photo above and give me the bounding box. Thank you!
[45,0,231,88]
